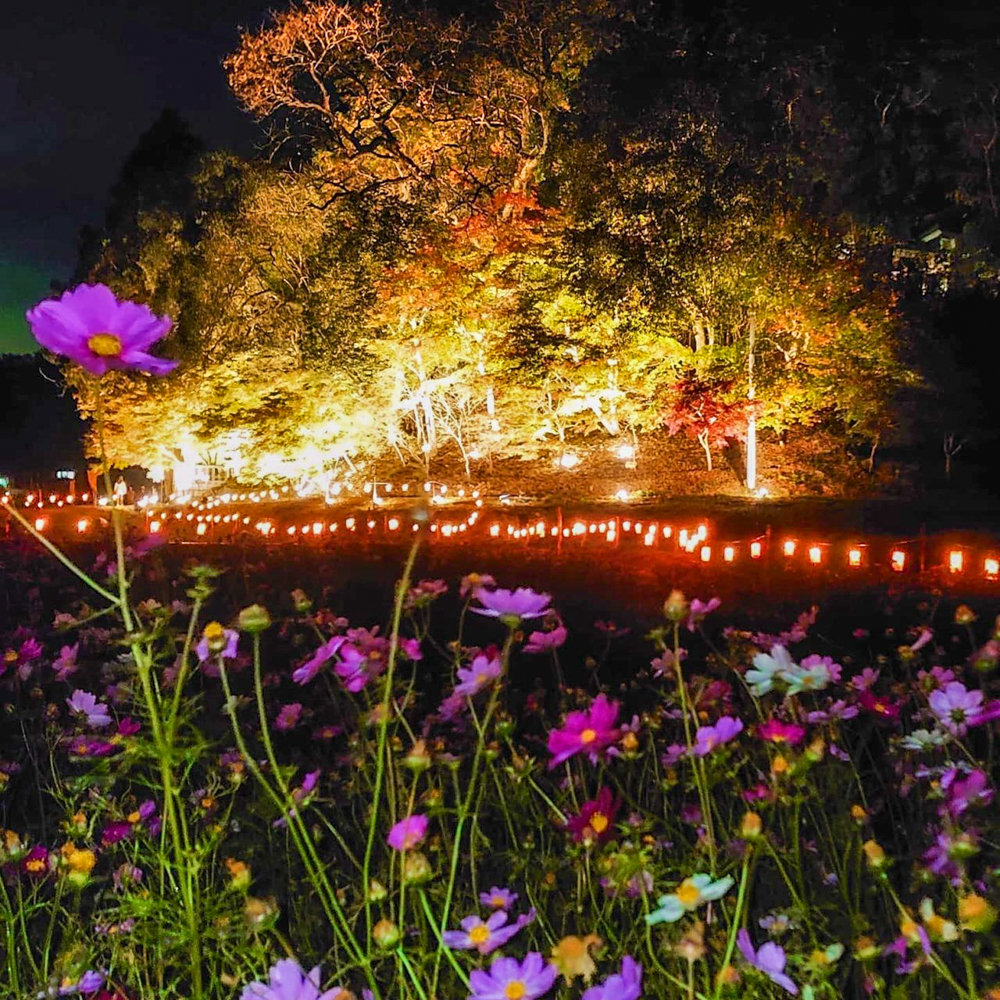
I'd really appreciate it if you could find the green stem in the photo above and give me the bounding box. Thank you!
[712,856,751,1000]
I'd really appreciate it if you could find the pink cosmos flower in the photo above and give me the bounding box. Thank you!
[547,694,620,769]
[472,586,552,622]
[687,596,721,631]
[453,652,503,698]
[929,682,984,735]
[291,636,345,685]
[387,814,429,851]
[26,283,178,376]
[274,703,303,731]
[757,719,805,745]
[53,643,80,681]
[523,625,568,654]
[859,690,901,721]
[693,716,744,756]
[849,667,880,692]
[737,931,798,995]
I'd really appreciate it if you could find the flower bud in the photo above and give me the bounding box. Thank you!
[806,737,825,762]
[948,831,979,860]
[402,851,433,884]
[290,589,312,613]
[740,812,763,840]
[404,740,432,773]
[663,590,689,623]
[862,839,886,869]
[770,755,789,776]
[853,935,879,960]
[959,894,997,933]
[850,805,868,824]
[373,918,401,948]
[954,604,977,626]
[224,858,251,891]
[367,878,388,903]
[619,731,640,756]
[237,604,271,634]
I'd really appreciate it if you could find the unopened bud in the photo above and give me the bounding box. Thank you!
[237,605,271,634]
[373,918,401,948]
[663,590,689,623]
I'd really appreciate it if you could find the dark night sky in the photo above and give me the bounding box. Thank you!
[3,0,996,353]
[1,0,272,352]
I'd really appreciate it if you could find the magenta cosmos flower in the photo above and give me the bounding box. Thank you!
[565,787,621,845]
[468,952,558,1000]
[581,956,642,1000]
[757,719,805,746]
[387,814,429,851]
[241,958,345,1000]
[472,586,553,622]
[26,284,178,376]
[547,694,620,769]
[292,635,347,685]
[737,930,798,995]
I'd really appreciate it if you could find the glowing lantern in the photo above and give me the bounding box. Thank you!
[808,546,822,565]
[949,550,964,573]
[750,540,762,559]
[622,520,632,532]
[890,549,906,572]
[388,517,400,530]
[678,528,688,547]
[34,517,46,531]
[986,557,999,578]
[614,489,629,502]
[76,518,88,533]
[196,523,207,536]
[723,545,735,562]
[662,526,672,538]
[489,524,500,537]
[149,520,161,534]
[312,522,323,535]
[848,547,862,567]
[700,545,711,562]
[696,524,707,540]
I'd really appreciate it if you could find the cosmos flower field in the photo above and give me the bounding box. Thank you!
[3,286,1000,1000]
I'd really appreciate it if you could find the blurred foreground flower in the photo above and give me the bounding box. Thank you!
[240,958,344,1000]
[26,283,177,376]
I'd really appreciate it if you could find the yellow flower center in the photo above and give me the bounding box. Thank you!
[590,812,609,834]
[676,879,701,908]
[469,924,491,945]
[3,650,18,663]
[960,895,988,920]
[580,728,597,744]
[505,982,526,1000]
[203,621,225,640]
[491,895,506,907]
[87,333,123,357]
[26,858,46,873]
[127,810,141,824]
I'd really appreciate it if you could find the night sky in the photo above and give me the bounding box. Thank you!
[0,0,271,353]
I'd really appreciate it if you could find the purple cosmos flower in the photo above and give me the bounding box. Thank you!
[195,627,239,664]
[849,667,880,691]
[53,642,80,681]
[480,886,519,910]
[26,283,178,376]
[472,586,553,622]
[66,690,112,729]
[453,653,504,698]
[274,703,303,731]
[292,635,347,685]
[240,958,345,1000]
[443,908,535,954]
[523,625,568,654]
[405,578,448,608]
[547,694,620,769]
[693,716,744,756]
[581,956,642,1000]
[58,970,105,995]
[941,768,993,818]
[387,814,429,851]
[929,682,984,735]
[65,736,117,757]
[467,952,558,1000]
[737,930,798,995]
